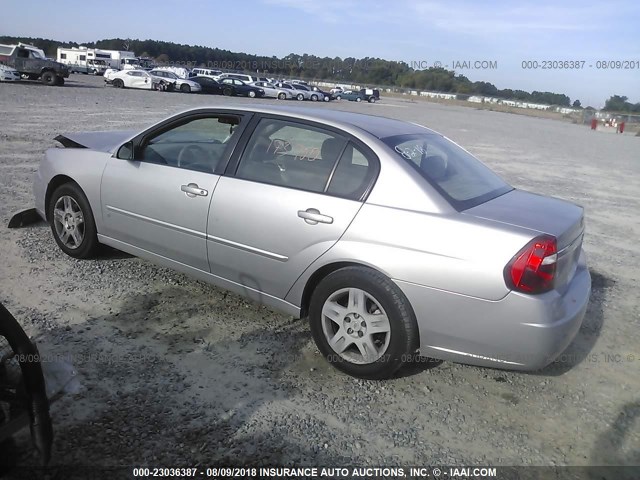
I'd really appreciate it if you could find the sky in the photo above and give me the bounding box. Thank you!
[2,0,638,107]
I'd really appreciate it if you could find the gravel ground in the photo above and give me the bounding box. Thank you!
[0,75,638,478]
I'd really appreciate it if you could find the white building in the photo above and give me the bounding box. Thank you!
[419,91,457,100]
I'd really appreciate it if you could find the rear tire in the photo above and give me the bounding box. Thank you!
[356,97,362,102]
[296,93,304,101]
[113,78,124,88]
[223,87,233,96]
[41,71,57,86]
[278,92,287,100]
[311,94,318,102]
[47,183,99,259]
[309,267,419,380]
[368,97,376,103]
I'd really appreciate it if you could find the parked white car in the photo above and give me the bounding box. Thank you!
[149,70,201,93]
[104,69,166,90]
[0,64,21,82]
[250,81,293,100]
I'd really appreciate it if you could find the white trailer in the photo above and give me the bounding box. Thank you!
[97,49,136,69]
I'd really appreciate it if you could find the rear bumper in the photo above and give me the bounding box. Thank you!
[395,250,591,370]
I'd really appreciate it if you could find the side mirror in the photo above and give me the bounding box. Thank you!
[116,141,134,160]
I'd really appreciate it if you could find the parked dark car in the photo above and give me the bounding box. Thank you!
[311,85,333,102]
[219,78,265,98]
[192,76,223,95]
[361,88,380,103]
[334,90,362,101]
[337,88,380,103]
[0,302,53,468]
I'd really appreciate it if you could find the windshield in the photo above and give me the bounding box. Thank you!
[383,133,512,210]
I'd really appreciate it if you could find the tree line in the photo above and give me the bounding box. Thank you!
[2,35,637,110]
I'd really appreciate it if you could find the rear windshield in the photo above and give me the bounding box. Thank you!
[382,133,512,210]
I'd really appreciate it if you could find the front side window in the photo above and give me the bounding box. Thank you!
[139,116,241,173]
[236,119,347,193]
[382,133,512,210]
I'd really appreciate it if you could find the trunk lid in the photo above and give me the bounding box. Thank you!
[464,189,585,291]
[55,130,135,153]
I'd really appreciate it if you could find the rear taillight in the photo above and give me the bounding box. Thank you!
[505,235,557,294]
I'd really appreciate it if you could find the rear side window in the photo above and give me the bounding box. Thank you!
[327,144,375,200]
[382,133,511,210]
[236,118,346,193]
[236,118,377,199]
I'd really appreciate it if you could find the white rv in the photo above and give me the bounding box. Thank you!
[57,46,115,75]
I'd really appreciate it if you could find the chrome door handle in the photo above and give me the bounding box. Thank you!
[181,183,208,197]
[298,208,333,225]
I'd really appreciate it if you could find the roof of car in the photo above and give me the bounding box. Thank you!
[185,105,437,139]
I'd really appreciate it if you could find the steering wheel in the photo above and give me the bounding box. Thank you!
[177,144,209,168]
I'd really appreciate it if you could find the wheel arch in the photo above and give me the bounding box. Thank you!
[297,260,417,337]
[44,175,81,221]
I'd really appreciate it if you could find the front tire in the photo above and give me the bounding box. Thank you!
[180,83,191,93]
[248,90,256,98]
[48,183,98,259]
[223,87,233,96]
[311,94,318,102]
[369,97,376,103]
[309,267,419,379]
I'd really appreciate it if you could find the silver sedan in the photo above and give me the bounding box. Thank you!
[28,105,591,379]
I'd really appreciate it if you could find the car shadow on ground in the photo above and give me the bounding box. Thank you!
[4,80,102,89]
[8,217,133,260]
[588,400,640,479]
[532,269,613,377]
[3,288,356,476]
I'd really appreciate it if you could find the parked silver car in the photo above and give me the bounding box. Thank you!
[275,82,323,101]
[149,70,202,93]
[250,81,293,100]
[28,106,591,379]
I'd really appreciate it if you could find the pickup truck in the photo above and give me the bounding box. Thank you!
[0,43,69,86]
